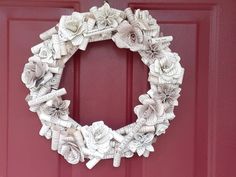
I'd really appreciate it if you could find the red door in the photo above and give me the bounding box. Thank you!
[0,1,235,177]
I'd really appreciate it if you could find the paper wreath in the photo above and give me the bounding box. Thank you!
[21,2,184,169]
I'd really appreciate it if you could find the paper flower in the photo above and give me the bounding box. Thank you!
[58,12,86,46]
[93,2,122,29]
[155,120,170,136]
[134,94,164,126]
[138,39,171,65]
[112,20,144,51]
[81,121,113,154]
[128,133,155,156]
[149,52,184,84]
[21,59,48,89]
[155,84,181,109]
[34,40,55,64]
[58,139,84,164]
[41,97,70,121]
[134,9,159,38]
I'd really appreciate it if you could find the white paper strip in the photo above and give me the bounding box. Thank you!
[28,88,66,106]
[40,26,58,40]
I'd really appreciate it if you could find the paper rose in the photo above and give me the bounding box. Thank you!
[93,2,123,29]
[41,97,70,121]
[58,139,84,164]
[81,121,113,155]
[21,59,48,89]
[149,51,184,84]
[128,133,155,156]
[134,94,164,126]
[112,20,144,51]
[134,9,159,38]
[34,40,55,64]
[58,12,86,46]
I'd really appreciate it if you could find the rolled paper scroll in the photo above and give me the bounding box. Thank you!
[83,27,116,37]
[52,34,61,59]
[113,151,121,167]
[116,123,155,134]
[31,42,44,54]
[45,129,52,139]
[73,130,84,147]
[37,84,51,97]
[86,157,100,169]
[112,131,124,143]
[78,18,96,50]
[39,124,50,136]
[50,68,63,90]
[39,72,53,86]
[48,67,61,74]
[40,26,58,40]
[28,88,66,106]
[89,33,112,42]
[124,8,135,25]
[151,36,173,44]
[51,126,61,151]
[82,147,104,158]
[39,113,72,128]
[60,40,67,56]
[68,116,81,128]
[61,46,79,64]
[113,117,146,167]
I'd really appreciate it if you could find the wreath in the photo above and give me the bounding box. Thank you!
[21,2,184,169]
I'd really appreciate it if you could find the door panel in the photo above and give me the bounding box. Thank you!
[0,1,235,177]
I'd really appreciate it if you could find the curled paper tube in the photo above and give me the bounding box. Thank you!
[31,42,44,54]
[124,8,135,25]
[83,27,116,37]
[61,46,80,64]
[87,18,96,31]
[113,152,121,167]
[28,88,67,106]
[39,124,50,136]
[45,130,52,139]
[68,117,81,128]
[116,125,155,134]
[151,36,173,44]
[38,113,72,128]
[116,123,136,134]
[37,85,51,97]
[48,67,61,74]
[29,105,40,112]
[112,131,124,142]
[89,34,112,42]
[73,130,84,147]
[59,40,67,56]
[117,118,146,152]
[40,72,53,85]
[82,148,104,158]
[51,126,61,151]
[50,68,64,90]
[52,34,61,59]
[86,158,100,169]
[40,26,58,40]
